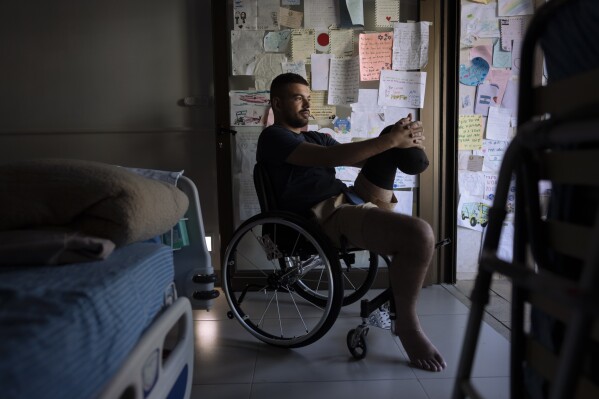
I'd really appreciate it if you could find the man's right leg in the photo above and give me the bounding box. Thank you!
[359,208,446,372]
[322,204,446,372]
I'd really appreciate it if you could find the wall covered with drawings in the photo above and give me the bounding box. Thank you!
[455,0,550,279]
[227,0,428,227]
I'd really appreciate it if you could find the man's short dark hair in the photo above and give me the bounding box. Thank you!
[270,73,309,102]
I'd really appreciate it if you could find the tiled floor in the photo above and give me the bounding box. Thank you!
[449,279,513,341]
[191,285,510,399]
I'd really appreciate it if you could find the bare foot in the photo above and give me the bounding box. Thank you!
[395,328,446,372]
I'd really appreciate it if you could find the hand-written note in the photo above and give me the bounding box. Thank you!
[375,0,400,28]
[279,7,304,29]
[330,29,354,57]
[467,155,484,171]
[474,139,509,172]
[291,29,315,63]
[359,32,393,81]
[499,16,530,51]
[394,190,414,216]
[484,172,498,200]
[327,56,360,105]
[237,172,261,221]
[378,69,426,108]
[256,0,279,30]
[458,170,485,197]
[310,91,336,119]
[311,53,331,90]
[392,22,430,70]
[486,106,512,140]
[282,60,307,79]
[458,115,483,150]
[304,0,339,29]
[394,171,419,189]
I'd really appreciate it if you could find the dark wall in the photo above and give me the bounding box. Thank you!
[0,0,221,266]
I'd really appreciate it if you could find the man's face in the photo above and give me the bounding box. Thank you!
[273,83,311,130]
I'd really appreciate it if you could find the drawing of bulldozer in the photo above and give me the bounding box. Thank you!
[461,202,489,227]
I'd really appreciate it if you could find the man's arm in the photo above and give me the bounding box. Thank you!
[286,119,424,168]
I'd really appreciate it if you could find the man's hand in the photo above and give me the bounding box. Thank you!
[388,113,425,150]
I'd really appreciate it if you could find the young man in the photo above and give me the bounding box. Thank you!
[256,73,446,372]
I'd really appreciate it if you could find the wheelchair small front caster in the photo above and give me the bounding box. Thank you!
[347,326,369,360]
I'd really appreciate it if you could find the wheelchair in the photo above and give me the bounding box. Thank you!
[223,162,397,355]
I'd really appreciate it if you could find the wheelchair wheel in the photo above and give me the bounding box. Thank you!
[347,327,368,360]
[222,212,344,348]
[294,249,379,307]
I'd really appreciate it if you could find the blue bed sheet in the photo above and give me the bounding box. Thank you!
[0,242,175,399]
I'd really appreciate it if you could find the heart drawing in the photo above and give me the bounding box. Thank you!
[386,16,391,22]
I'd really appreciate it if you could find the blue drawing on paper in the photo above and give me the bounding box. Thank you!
[333,118,351,134]
[459,57,490,86]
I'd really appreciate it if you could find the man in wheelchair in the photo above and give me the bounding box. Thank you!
[256,72,446,372]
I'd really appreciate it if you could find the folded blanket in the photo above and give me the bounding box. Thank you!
[0,159,189,246]
[0,229,115,266]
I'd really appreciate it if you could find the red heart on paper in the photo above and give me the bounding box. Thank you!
[386,16,391,22]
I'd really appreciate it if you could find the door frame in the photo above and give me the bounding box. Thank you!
[211,0,459,284]
[212,0,235,266]
[420,0,459,284]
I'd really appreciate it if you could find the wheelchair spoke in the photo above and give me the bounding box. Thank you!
[315,267,325,292]
[257,289,278,328]
[342,272,358,290]
[286,288,309,333]
[275,291,283,337]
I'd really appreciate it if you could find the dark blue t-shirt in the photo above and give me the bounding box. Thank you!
[256,125,347,216]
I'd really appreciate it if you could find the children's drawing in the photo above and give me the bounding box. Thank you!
[460,201,489,228]
[230,90,270,126]
[459,57,489,86]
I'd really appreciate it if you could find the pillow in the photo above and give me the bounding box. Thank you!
[0,159,189,246]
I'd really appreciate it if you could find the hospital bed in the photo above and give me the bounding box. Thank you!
[0,159,216,399]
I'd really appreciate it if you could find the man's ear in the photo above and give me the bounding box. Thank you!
[270,97,280,112]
